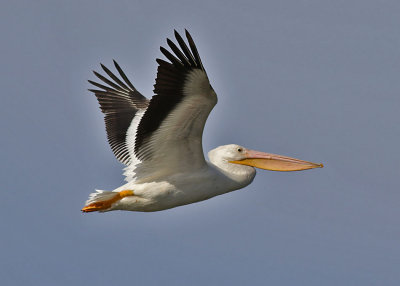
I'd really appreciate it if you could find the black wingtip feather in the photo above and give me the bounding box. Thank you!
[92,70,127,93]
[174,30,197,67]
[160,46,184,68]
[184,30,205,71]
[113,60,136,91]
[166,38,191,68]
[158,30,205,72]
[100,63,130,91]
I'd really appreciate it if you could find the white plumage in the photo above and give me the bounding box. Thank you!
[82,30,322,213]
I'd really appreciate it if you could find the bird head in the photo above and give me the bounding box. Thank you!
[210,144,323,171]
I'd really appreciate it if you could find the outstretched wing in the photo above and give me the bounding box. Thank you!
[88,60,149,165]
[89,30,217,182]
[125,30,217,181]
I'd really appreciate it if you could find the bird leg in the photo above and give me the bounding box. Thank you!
[81,190,134,212]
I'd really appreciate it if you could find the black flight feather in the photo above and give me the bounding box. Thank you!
[88,61,149,165]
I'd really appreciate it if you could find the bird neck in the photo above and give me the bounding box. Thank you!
[208,158,256,190]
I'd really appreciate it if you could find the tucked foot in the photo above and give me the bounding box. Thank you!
[82,190,134,213]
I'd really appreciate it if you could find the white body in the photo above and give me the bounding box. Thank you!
[111,149,256,212]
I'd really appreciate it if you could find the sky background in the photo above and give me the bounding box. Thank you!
[1,0,400,285]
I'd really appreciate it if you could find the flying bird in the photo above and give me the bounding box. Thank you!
[82,30,323,213]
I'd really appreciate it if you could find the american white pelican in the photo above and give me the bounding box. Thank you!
[82,30,323,213]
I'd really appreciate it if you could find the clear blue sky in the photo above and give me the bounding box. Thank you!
[1,0,400,285]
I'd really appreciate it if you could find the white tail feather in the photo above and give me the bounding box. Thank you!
[85,189,117,205]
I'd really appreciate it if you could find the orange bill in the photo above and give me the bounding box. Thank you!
[230,149,323,171]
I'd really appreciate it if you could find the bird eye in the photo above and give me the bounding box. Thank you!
[237,148,242,153]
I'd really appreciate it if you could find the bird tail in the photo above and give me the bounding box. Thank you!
[82,189,135,213]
